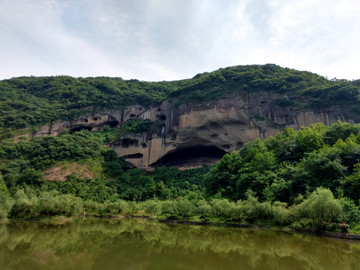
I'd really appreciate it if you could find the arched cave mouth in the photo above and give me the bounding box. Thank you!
[126,153,143,159]
[108,120,120,128]
[151,145,228,167]
[70,126,93,133]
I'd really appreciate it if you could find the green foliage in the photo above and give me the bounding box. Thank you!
[120,119,153,134]
[0,130,102,170]
[343,163,360,203]
[0,174,13,220]
[153,166,209,200]
[10,189,39,218]
[205,152,243,199]
[292,188,343,230]
[118,118,164,137]
[206,122,360,205]
[1,72,360,234]
[37,191,83,217]
[340,198,360,224]
[0,76,176,134]
[9,189,83,218]
[323,121,360,145]
[43,174,117,203]
[1,64,360,138]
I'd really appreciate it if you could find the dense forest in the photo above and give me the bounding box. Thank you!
[1,64,360,138]
[1,121,360,233]
[1,65,360,234]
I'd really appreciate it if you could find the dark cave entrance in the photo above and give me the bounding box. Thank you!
[70,126,93,133]
[151,145,228,168]
[108,120,120,128]
[126,153,144,159]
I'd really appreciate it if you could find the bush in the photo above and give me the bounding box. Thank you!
[340,198,360,224]
[0,177,13,220]
[272,201,292,225]
[38,191,83,217]
[102,200,128,215]
[10,190,38,218]
[176,200,194,220]
[209,199,234,220]
[160,200,178,219]
[143,200,161,217]
[294,188,343,229]
[194,200,213,221]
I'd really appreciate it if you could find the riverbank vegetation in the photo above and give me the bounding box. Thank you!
[1,66,360,232]
[1,121,360,234]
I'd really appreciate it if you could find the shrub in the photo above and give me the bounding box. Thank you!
[160,200,178,219]
[0,177,13,220]
[194,200,213,221]
[295,188,343,229]
[176,200,194,220]
[38,191,83,217]
[143,200,161,216]
[10,190,38,218]
[272,201,292,225]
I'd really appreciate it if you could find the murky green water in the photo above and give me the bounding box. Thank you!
[1,218,360,270]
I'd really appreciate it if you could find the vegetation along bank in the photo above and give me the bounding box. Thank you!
[1,65,360,236]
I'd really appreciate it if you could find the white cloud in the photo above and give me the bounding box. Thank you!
[0,0,360,81]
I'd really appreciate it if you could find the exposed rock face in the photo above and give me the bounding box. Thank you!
[35,91,359,169]
[111,91,357,169]
[35,110,123,136]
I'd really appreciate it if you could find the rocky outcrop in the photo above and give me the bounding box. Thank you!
[111,91,357,169]
[34,91,359,169]
[35,110,123,136]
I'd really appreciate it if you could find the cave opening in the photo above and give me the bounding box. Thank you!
[70,126,93,133]
[126,153,143,159]
[120,138,139,148]
[108,120,120,128]
[151,145,228,167]
[157,114,167,121]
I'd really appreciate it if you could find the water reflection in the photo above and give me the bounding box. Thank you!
[0,218,359,270]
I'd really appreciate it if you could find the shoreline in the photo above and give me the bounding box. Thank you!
[96,215,360,241]
[5,215,360,241]
[155,217,360,241]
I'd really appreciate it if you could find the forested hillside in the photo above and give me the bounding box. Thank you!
[1,64,359,136]
[1,65,360,234]
[1,121,360,233]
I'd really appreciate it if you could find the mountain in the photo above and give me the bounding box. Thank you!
[1,64,360,170]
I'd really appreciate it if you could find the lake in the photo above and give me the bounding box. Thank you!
[0,218,359,270]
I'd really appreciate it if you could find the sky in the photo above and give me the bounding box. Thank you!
[1,0,360,81]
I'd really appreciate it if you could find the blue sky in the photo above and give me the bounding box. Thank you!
[1,0,360,81]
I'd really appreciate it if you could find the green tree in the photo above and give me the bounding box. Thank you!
[0,174,13,219]
[295,188,342,229]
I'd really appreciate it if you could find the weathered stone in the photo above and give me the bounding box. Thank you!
[34,91,360,170]
[113,92,357,169]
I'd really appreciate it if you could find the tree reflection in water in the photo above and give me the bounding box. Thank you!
[0,218,359,270]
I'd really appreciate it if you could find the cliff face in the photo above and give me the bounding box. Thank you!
[111,91,355,169]
[35,91,358,169]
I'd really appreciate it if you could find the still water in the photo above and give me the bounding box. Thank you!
[0,218,359,270]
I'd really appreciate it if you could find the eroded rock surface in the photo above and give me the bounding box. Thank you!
[112,92,356,169]
[35,91,359,169]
